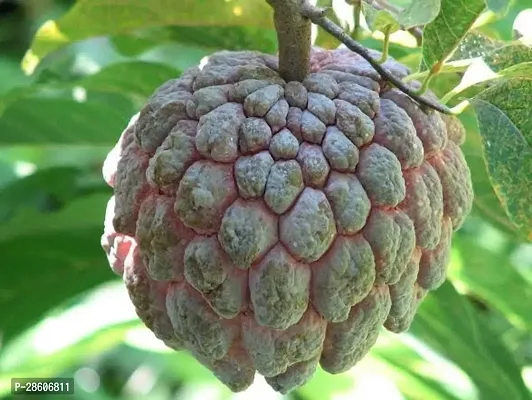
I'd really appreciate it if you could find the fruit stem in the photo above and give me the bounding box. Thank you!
[266,0,312,82]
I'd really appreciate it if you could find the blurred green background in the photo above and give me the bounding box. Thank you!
[0,0,531,399]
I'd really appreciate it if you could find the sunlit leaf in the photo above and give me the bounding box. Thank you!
[22,0,273,74]
[0,321,136,396]
[296,366,357,400]
[451,233,532,331]
[77,61,180,98]
[111,25,277,56]
[412,281,531,399]
[331,0,355,32]
[372,336,467,400]
[421,0,486,70]
[442,59,532,103]
[485,0,530,40]
[449,31,505,61]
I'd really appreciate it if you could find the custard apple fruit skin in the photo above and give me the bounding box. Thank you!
[101,47,473,394]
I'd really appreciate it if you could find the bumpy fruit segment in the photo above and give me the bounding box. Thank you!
[102,47,473,393]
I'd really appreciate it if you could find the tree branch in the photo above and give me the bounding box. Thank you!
[266,0,312,82]
[300,5,452,114]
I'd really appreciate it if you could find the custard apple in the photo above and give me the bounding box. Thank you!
[101,47,473,394]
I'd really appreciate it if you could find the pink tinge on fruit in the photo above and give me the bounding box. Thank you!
[101,47,474,394]
[101,196,135,276]
[101,233,134,276]
[102,113,139,187]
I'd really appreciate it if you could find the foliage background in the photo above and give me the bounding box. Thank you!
[0,0,531,399]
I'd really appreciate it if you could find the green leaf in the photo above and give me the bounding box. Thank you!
[470,88,532,240]
[0,321,137,396]
[78,61,180,98]
[495,61,532,76]
[135,43,212,73]
[30,36,201,86]
[0,58,31,96]
[458,109,521,236]
[31,37,126,85]
[485,0,510,15]
[296,367,357,400]
[421,0,486,70]
[441,40,532,104]
[22,0,273,74]
[449,31,505,61]
[0,226,113,344]
[412,281,531,399]
[0,89,134,145]
[363,0,440,32]
[34,59,181,101]
[0,60,187,147]
[486,0,531,40]
[372,337,465,400]
[0,191,113,345]
[397,0,441,29]
[442,59,532,103]
[0,167,82,223]
[363,3,401,34]
[113,25,277,56]
[483,43,532,71]
[0,160,17,189]
[0,192,110,242]
[124,330,222,386]
[313,0,344,49]
[443,53,532,234]
[476,77,532,168]
[451,234,532,332]
[0,145,109,172]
